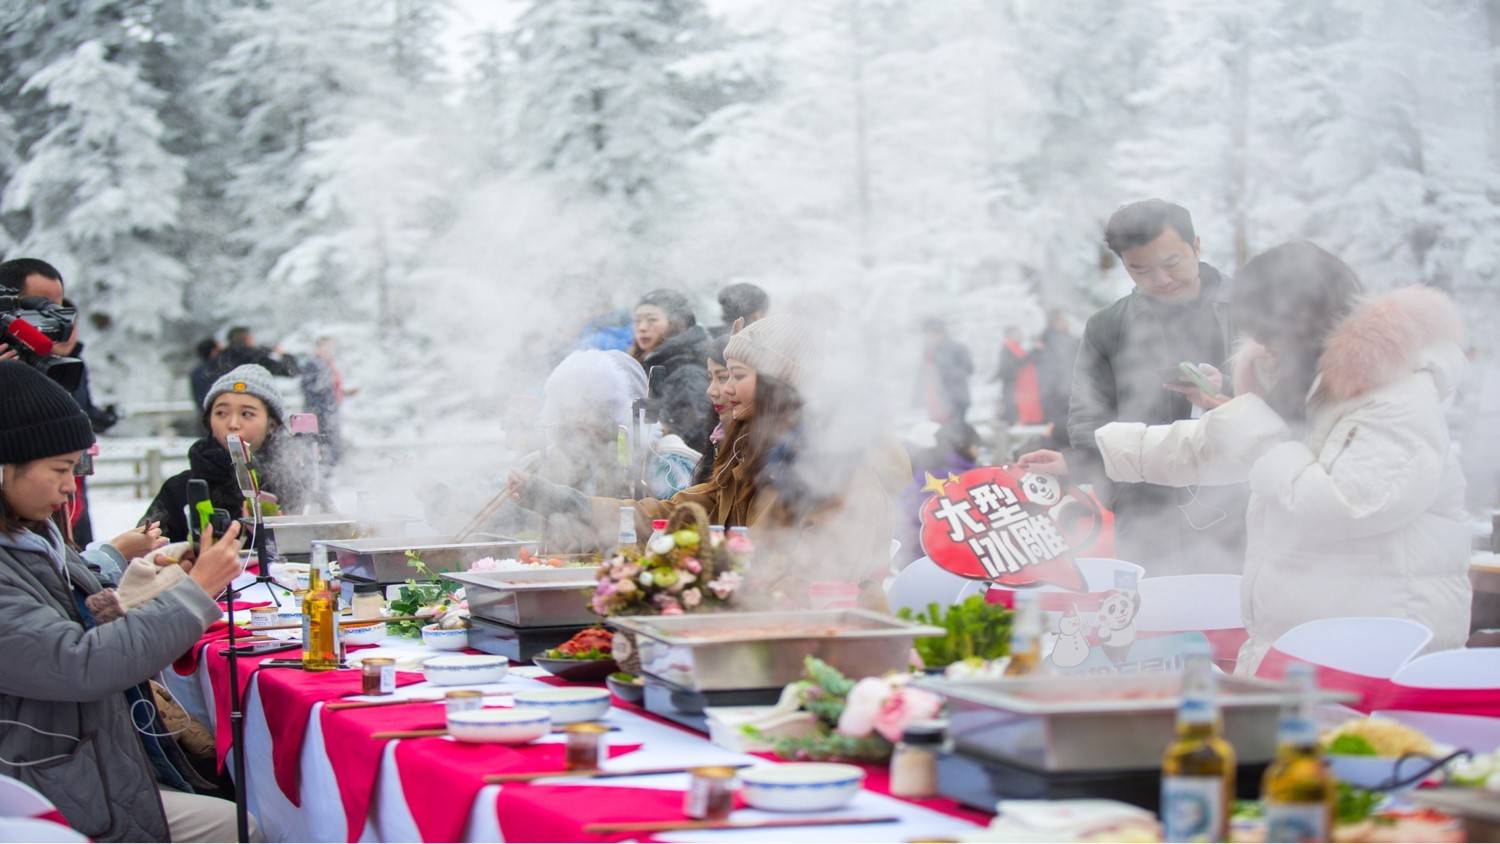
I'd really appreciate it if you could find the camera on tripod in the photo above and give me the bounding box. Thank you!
[0,294,83,390]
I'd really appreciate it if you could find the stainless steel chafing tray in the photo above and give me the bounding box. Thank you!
[441,567,600,627]
[608,609,944,692]
[917,673,1357,772]
[263,514,413,557]
[323,535,532,583]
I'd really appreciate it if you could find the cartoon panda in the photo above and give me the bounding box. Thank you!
[1018,472,1062,507]
[1098,588,1143,664]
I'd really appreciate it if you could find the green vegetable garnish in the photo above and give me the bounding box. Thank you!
[899,595,1013,669]
[1334,783,1382,824]
[1328,734,1380,756]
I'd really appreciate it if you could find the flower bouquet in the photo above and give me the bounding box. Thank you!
[744,657,943,763]
[591,502,747,673]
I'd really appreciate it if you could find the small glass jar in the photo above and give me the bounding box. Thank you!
[684,766,736,820]
[889,720,945,798]
[360,658,395,696]
[250,606,277,628]
[563,722,609,770]
[351,583,385,620]
[444,690,483,716]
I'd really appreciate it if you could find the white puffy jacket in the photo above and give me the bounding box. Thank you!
[1095,287,1472,674]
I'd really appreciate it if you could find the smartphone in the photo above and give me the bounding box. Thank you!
[288,412,319,435]
[73,443,99,477]
[1172,362,1220,396]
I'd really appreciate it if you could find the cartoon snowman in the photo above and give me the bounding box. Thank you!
[1050,604,1092,668]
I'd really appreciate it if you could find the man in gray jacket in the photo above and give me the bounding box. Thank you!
[0,361,253,842]
[1023,200,1247,575]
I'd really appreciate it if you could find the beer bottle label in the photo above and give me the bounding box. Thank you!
[1162,776,1224,843]
[1266,802,1328,843]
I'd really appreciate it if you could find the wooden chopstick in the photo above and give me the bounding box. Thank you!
[242,614,426,632]
[324,697,449,712]
[455,487,512,543]
[584,815,900,834]
[371,725,623,741]
[486,762,751,785]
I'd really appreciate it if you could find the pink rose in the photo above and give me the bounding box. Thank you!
[872,686,943,744]
[682,588,702,608]
[684,558,702,574]
[836,677,892,738]
[660,603,684,616]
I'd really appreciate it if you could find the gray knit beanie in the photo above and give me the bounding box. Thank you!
[723,314,816,388]
[203,364,286,423]
[0,361,95,464]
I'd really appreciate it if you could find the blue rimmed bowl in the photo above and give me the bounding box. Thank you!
[511,687,611,724]
[447,707,550,744]
[740,763,865,812]
[422,654,509,686]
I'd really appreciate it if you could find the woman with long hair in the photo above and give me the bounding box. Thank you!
[1022,241,1471,673]
[508,314,909,607]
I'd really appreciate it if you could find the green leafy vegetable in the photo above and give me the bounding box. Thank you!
[543,647,611,661]
[1328,734,1380,757]
[386,551,452,638]
[1334,783,1383,825]
[898,595,1013,668]
[1232,800,1265,821]
[742,657,894,762]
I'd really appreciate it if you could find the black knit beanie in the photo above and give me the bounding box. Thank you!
[0,361,96,464]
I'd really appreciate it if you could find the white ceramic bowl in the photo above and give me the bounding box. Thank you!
[421,623,469,651]
[1327,754,1442,794]
[275,610,302,626]
[422,654,509,686]
[447,707,551,745]
[511,687,611,724]
[740,763,865,812]
[343,622,387,646]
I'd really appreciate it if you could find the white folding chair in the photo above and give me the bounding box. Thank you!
[885,556,976,615]
[1135,575,1242,632]
[0,775,55,818]
[1389,649,1500,688]
[1271,617,1433,678]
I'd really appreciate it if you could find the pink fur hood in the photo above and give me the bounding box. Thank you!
[1233,285,1467,403]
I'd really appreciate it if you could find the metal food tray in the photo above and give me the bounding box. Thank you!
[323,534,532,583]
[917,673,1357,773]
[441,568,599,627]
[609,609,944,692]
[263,514,413,557]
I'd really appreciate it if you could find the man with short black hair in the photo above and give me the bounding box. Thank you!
[216,324,297,377]
[712,282,769,336]
[189,337,221,407]
[1022,200,1246,575]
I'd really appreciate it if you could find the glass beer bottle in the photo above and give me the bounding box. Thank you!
[1161,649,1235,842]
[1262,663,1334,843]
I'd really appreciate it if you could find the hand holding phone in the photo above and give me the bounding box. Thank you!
[1176,362,1220,396]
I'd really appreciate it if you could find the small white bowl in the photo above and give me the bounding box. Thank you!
[421,623,469,651]
[276,610,302,626]
[511,687,611,724]
[740,763,866,812]
[343,622,387,647]
[447,707,551,745]
[423,654,509,686]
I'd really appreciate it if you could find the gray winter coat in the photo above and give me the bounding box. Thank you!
[0,522,220,842]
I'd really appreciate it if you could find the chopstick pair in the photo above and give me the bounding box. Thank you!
[325,694,509,713]
[486,762,751,784]
[245,614,426,632]
[369,725,621,740]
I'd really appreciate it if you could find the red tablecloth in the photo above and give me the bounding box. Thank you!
[397,734,641,843]
[495,785,745,843]
[1257,647,1500,717]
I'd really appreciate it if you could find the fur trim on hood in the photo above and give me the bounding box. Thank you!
[1317,286,1465,402]
[1230,286,1465,405]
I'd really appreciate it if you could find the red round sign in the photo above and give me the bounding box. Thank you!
[917,465,1097,592]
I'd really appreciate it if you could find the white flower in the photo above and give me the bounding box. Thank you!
[638,570,654,587]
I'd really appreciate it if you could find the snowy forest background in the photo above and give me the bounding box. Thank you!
[4,0,1500,442]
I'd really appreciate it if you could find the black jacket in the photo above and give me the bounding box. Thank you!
[141,435,312,542]
[189,358,218,408]
[215,345,298,378]
[1066,263,1248,574]
[640,325,714,455]
[1036,327,1081,440]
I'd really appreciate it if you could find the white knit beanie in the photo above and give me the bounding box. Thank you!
[723,314,817,388]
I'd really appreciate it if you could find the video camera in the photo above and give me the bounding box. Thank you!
[0,294,83,391]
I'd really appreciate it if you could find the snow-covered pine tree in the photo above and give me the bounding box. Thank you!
[1,38,188,398]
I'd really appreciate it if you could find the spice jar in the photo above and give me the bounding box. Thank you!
[684,766,736,820]
[250,606,277,628]
[351,583,385,620]
[360,658,395,696]
[444,690,483,716]
[564,722,609,770]
[889,720,945,798]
